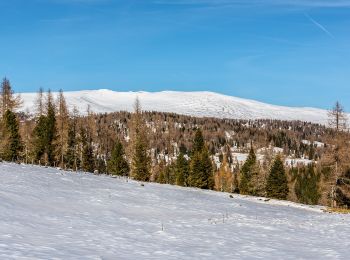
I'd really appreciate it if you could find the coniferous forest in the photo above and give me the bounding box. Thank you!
[1,78,350,208]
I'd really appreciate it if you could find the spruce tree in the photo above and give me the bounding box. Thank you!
[45,92,57,165]
[200,147,215,189]
[266,155,289,200]
[1,110,22,161]
[97,157,107,174]
[80,127,95,173]
[239,146,257,195]
[175,152,189,186]
[131,98,151,181]
[32,90,58,166]
[64,119,77,170]
[156,159,166,184]
[32,115,47,163]
[107,140,129,176]
[294,165,320,205]
[132,133,151,181]
[192,129,204,154]
[188,129,214,190]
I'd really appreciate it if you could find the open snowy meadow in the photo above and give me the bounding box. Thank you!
[0,162,349,259]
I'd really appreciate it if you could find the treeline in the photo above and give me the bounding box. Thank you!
[1,78,350,208]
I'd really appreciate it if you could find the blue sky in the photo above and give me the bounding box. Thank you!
[1,0,350,109]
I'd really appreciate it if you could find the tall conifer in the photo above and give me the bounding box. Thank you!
[1,110,22,161]
[266,155,289,200]
[107,139,129,176]
[131,98,151,181]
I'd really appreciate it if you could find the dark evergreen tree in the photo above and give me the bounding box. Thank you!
[32,90,57,166]
[175,152,189,186]
[189,147,214,189]
[32,115,47,163]
[64,120,77,170]
[131,98,151,181]
[107,140,129,176]
[45,95,57,165]
[295,165,320,205]
[188,129,214,190]
[266,155,289,200]
[239,146,257,195]
[192,129,204,154]
[132,133,151,181]
[80,127,95,173]
[156,159,166,184]
[97,157,107,174]
[1,110,22,161]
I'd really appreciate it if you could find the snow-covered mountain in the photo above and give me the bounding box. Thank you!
[1,162,348,259]
[20,89,338,125]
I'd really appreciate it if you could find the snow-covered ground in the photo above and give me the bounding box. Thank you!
[1,163,349,259]
[19,89,347,125]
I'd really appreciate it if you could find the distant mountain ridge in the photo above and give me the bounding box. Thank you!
[19,89,340,125]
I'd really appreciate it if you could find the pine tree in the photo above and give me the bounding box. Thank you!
[32,114,47,164]
[175,152,189,186]
[1,110,22,161]
[45,91,57,165]
[32,90,58,166]
[64,118,78,170]
[192,129,204,154]
[132,133,151,181]
[107,139,129,176]
[188,129,214,190]
[97,157,106,174]
[266,155,289,200]
[155,159,166,184]
[131,98,151,181]
[239,146,257,195]
[80,127,95,173]
[200,147,215,189]
[294,165,320,205]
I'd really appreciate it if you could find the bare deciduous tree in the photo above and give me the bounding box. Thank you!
[328,101,347,132]
[0,78,22,116]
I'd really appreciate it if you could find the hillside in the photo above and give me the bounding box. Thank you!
[0,163,349,259]
[19,89,341,125]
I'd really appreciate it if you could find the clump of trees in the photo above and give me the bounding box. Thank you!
[1,77,350,208]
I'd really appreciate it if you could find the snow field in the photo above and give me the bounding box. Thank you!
[0,163,349,259]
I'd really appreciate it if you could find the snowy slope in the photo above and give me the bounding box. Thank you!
[1,163,349,259]
[19,89,342,125]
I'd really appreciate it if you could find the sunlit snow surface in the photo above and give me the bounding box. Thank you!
[0,163,349,259]
[19,89,348,125]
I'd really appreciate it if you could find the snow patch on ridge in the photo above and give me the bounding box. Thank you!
[18,89,345,125]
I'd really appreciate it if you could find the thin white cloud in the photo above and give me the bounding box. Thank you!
[304,13,335,39]
[153,0,350,8]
